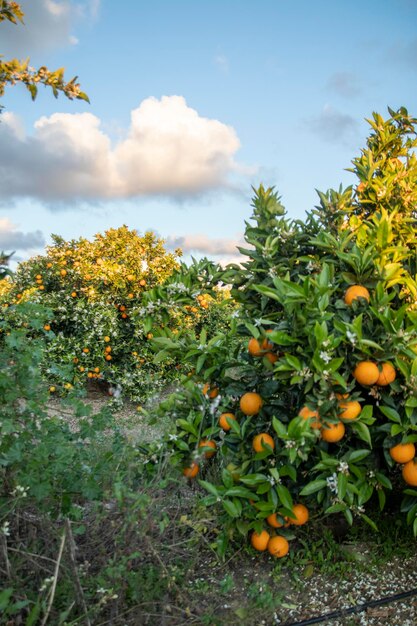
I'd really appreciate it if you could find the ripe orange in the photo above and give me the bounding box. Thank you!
[261,330,274,351]
[390,442,416,464]
[239,392,263,416]
[83,347,90,354]
[119,305,126,312]
[265,352,279,364]
[344,285,370,306]
[49,386,56,393]
[71,291,77,298]
[402,459,417,486]
[267,535,289,558]
[127,274,134,281]
[127,293,134,299]
[60,269,67,277]
[47,262,53,268]
[198,440,217,458]
[36,274,42,280]
[183,462,199,479]
[299,406,321,429]
[94,367,100,373]
[139,279,147,287]
[376,362,396,386]
[38,285,45,290]
[121,313,128,319]
[353,361,379,386]
[202,383,219,399]
[250,530,270,551]
[321,421,345,443]
[44,324,51,331]
[105,354,112,361]
[338,400,362,421]
[289,503,309,526]
[266,513,289,528]
[248,337,263,356]
[253,433,275,452]
[219,413,236,431]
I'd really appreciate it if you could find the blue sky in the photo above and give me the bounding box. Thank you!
[1,0,416,265]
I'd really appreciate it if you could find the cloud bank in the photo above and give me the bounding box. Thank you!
[0,0,99,56]
[0,96,248,204]
[166,234,243,256]
[0,218,45,251]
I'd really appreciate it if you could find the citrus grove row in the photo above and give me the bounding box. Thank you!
[2,107,417,561]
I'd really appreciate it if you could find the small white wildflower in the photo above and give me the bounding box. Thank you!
[300,367,313,380]
[268,476,275,485]
[11,485,29,497]
[1,521,10,537]
[168,433,178,441]
[322,339,330,348]
[285,439,296,449]
[97,587,107,594]
[337,461,349,475]
[39,576,55,592]
[322,370,330,379]
[319,351,331,364]
[326,473,338,493]
[346,330,357,344]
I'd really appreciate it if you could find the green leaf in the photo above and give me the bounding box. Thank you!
[276,484,293,510]
[379,406,401,423]
[272,416,287,437]
[199,480,220,497]
[337,473,348,499]
[222,499,240,518]
[299,479,327,496]
[0,588,13,610]
[351,422,372,447]
[347,449,371,463]
[361,514,378,532]
[225,486,256,499]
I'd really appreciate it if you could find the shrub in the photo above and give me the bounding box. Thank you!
[156,107,417,558]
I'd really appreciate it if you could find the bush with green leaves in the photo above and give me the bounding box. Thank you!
[155,107,417,558]
[0,227,233,402]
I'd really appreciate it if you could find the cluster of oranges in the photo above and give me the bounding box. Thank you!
[181,283,416,557]
[196,293,210,309]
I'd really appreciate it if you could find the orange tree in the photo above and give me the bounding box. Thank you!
[0,227,233,400]
[156,107,417,558]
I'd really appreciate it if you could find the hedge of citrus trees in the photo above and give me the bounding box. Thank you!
[0,226,233,401]
[156,107,417,559]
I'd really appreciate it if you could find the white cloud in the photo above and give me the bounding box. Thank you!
[1,0,99,56]
[0,218,45,251]
[0,96,249,203]
[166,234,243,256]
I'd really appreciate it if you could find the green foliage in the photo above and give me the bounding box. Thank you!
[0,229,234,401]
[156,108,417,556]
